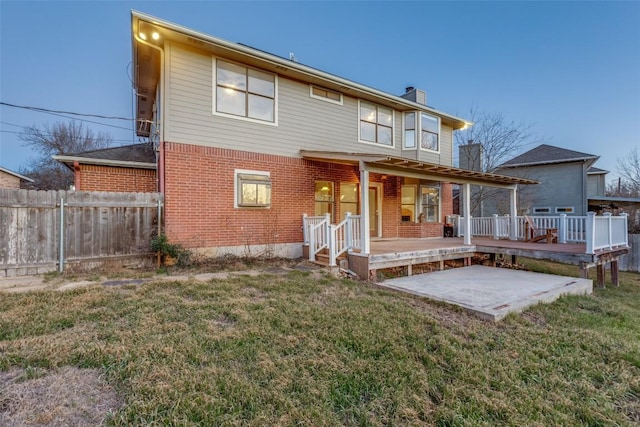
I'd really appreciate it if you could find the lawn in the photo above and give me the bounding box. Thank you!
[1,260,639,426]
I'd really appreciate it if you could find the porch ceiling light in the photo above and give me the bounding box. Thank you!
[139,32,147,40]
[152,31,160,40]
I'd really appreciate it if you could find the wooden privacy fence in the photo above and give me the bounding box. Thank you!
[0,189,162,276]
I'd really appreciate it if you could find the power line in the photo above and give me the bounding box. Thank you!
[0,129,138,144]
[0,101,133,121]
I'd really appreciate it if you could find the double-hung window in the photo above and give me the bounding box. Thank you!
[403,111,440,152]
[215,59,276,123]
[359,101,393,146]
[420,186,440,222]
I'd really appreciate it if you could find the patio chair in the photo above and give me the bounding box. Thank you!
[525,215,557,243]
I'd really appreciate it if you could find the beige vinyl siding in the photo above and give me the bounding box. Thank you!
[164,41,453,163]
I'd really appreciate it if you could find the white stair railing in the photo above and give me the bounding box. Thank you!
[303,213,362,266]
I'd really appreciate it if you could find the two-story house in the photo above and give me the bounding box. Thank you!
[130,11,534,259]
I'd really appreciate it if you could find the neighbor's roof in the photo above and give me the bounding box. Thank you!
[53,144,157,169]
[499,144,599,168]
[0,165,34,182]
[301,151,538,188]
[131,11,471,131]
[588,166,609,175]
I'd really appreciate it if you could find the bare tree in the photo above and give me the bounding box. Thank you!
[19,121,112,190]
[454,107,545,216]
[616,148,640,197]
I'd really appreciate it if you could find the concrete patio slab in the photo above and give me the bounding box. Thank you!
[378,265,592,321]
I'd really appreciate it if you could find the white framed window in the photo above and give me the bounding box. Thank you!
[403,112,416,150]
[235,169,271,208]
[214,59,277,125]
[555,206,574,213]
[401,185,416,222]
[359,100,394,147]
[419,185,440,223]
[315,181,334,221]
[310,85,343,105]
[533,207,551,214]
[420,113,439,152]
[403,111,440,152]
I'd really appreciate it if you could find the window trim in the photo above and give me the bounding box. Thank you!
[234,169,272,208]
[532,207,551,214]
[400,184,417,222]
[402,112,417,151]
[358,100,395,149]
[555,206,575,214]
[213,58,278,126]
[418,112,440,153]
[310,85,343,105]
[419,184,441,223]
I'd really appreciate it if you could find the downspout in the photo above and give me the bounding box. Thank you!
[133,31,166,194]
[73,161,81,190]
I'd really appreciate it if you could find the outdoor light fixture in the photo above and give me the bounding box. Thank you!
[152,31,160,40]
[139,32,147,40]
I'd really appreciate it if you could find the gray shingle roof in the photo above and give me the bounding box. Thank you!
[68,143,156,164]
[499,144,599,168]
[588,167,608,174]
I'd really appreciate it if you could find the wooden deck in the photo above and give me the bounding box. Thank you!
[347,237,629,286]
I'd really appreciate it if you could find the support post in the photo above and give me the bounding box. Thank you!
[586,212,596,254]
[597,264,605,288]
[463,183,472,245]
[492,214,499,240]
[611,260,619,287]
[360,162,370,254]
[58,197,65,273]
[558,213,567,244]
[509,185,518,240]
[604,212,612,250]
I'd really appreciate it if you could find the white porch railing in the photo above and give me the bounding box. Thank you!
[303,213,362,266]
[456,213,628,254]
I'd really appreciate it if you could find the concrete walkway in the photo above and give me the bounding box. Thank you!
[378,265,593,321]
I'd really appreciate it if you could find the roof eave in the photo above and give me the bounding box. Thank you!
[53,155,157,170]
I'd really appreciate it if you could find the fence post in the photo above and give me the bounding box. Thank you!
[302,213,308,245]
[58,197,65,273]
[604,212,612,249]
[324,213,331,250]
[309,224,316,262]
[329,224,337,266]
[345,212,352,252]
[622,213,628,247]
[492,214,499,240]
[586,212,595,255]
[558,214,567,244]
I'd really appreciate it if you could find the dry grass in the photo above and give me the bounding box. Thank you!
[0,261,639,425]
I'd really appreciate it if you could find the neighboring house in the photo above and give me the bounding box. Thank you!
[487,144,640,219]
[129,11,534,258]
[54,144,157,192]
[0,166,33,189]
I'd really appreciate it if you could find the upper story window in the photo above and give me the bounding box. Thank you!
[310,85,343,105]
[215,59,276,124]
[359,101,393,146]
[403,112,440,152]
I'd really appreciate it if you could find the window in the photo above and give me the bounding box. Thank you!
[215,59,276,123]
[533,207,551,214]
[315,181,334,220]
[420,186,440,222]
[359,101,393,146]
[340,183,359,218]
[310,85,343,105]
[401,185,416,221]
[235,170,271,208]
[403,112,416,149]
[555,207,575,213]
[420,113,439,151]
[403,111,440,151]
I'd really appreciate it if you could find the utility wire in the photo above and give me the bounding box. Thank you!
[0,101,134,121]
[0,129,138,144]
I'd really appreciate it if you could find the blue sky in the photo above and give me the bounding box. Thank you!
[1,1,639,182]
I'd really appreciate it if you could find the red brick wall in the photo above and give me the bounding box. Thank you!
[163,142,456,250]
[78,165,157,192]
[0,171,21,189]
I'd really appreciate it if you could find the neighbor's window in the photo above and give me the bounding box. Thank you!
[533,207,551,214]
[359,101,393,146]
[401,185,416,222]
[215,59,276,123]
[340,183,359,218]
[555,206,575,213]
[420,113,439,151]
[420,186,440,222]
[310,85,343,105]
[403,112,416,149]
[315,181,334,221]
[236,171,271,208]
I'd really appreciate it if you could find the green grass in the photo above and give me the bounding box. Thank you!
[1,261,639,426]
